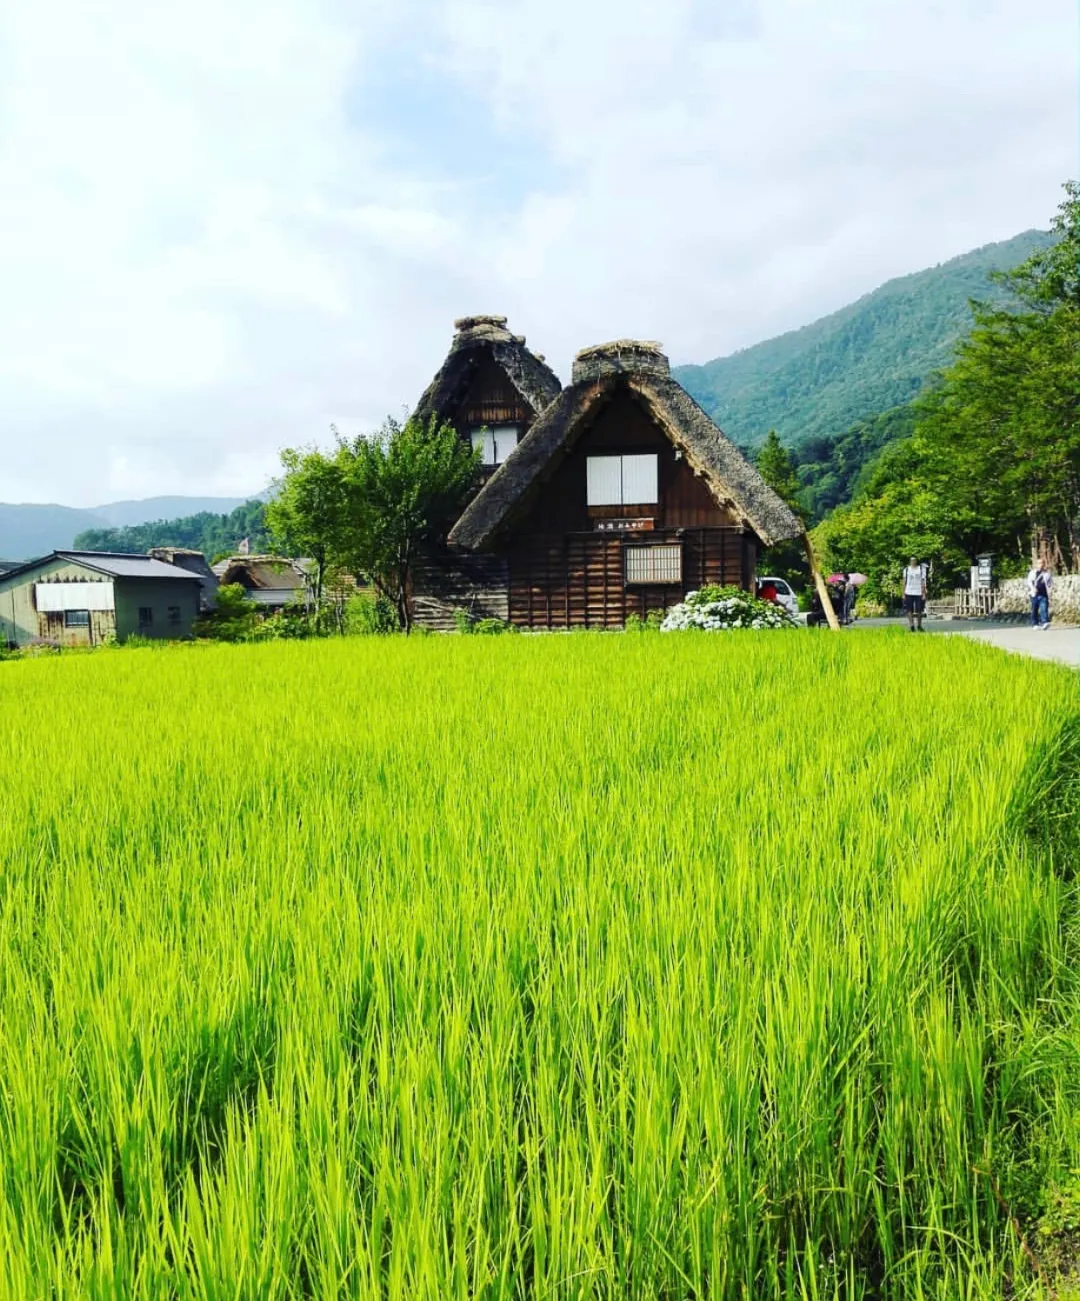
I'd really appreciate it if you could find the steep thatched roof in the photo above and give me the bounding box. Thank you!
[449,341,805,550]
[414,315,562,425]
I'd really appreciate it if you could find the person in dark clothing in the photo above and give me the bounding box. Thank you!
[1026,564,1053,629]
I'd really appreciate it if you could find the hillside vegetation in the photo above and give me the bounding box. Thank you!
[675,229,1054,450]
[2,636,1079,1295]
[74,499,270,560]
[816,183,1080,595]
[0,496,250,561]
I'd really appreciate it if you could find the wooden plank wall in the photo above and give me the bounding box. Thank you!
[507,529,750,629]
[411,552,510,631]
[37,609,116,647]
[453,355,533,432]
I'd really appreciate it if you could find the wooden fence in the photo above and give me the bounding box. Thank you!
[952,588,999,618]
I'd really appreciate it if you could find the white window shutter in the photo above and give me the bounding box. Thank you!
[587,456,623,506]
[471,429,498,465]
[621,454,658,505]
[494,427,519,464]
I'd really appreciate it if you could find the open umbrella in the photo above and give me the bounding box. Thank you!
[847,573,868,586]
[827,573,846,584]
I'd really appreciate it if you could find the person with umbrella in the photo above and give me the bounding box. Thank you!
[845,573,867,623]
[827,572,866,626]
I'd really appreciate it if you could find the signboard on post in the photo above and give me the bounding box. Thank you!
[976,555,993,590]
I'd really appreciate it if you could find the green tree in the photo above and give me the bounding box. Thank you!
[193,583,258,642]
[755,431,809,586]
[756,430,803,514]
[813,441,964,602]
[921,181,1080,568]
[265,448,348,610]
[817,181,1079,587]
[336,417,478,632]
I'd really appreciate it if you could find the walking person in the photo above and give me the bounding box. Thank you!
[842,574,857,626]
[1026,562,1053,629]
[902,556,926,632]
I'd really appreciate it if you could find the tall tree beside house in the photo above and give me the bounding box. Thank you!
[755,430,809,585]
[336,417,479,632]
[265,447,349,609]
[756,431,803,513]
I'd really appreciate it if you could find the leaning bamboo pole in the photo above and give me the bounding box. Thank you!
[801,531,841,631]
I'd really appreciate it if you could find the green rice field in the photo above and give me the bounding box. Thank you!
[0,632,1078,1298]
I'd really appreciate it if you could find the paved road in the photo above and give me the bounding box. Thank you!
[848,617,1079,668]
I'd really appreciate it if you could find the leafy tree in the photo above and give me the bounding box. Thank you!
[817,181,1080,588]
[756,431,803,512]
[265,448,348,609]
[193,583,258,642]
[813,441,964,602]
[913,182,1080,570]
[336,417,478,632]
[792,403,918,522]
[754,431,808,586]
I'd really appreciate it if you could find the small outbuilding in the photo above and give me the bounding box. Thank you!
[148,547,220,610]
[0,551,202,647]
[211,555,311,612]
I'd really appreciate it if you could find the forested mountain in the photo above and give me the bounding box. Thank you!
[675,229,1055,451]
[74,500,270,561]
[0,495,249,561]
[791,403,919,522]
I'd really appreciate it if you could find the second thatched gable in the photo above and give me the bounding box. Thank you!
[413,315,562,437]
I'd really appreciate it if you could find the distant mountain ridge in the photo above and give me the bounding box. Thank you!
[674,229,1055,450]
[0,496,252,561]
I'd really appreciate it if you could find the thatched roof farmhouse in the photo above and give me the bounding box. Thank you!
[412,320,803,630]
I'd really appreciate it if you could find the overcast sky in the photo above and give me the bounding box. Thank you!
[1,0,1076,506]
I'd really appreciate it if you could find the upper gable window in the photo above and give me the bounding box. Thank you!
[586,454,658,506]
[471,425,519,466]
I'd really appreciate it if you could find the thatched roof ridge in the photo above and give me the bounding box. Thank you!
[414,316,562,426]
[448,368,805,550]
[573,340,668,382]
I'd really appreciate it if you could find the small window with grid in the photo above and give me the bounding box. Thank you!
[167,606,181,626]
[138,607,153,627]
[63,610,90,628]
[625,544,682,585]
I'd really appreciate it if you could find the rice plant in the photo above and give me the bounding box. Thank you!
[0,631,1077,1298]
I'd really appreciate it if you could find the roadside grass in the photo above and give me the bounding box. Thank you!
[0,631,1077,1298]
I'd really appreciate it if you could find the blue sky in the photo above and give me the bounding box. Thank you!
[0,0,1076,505]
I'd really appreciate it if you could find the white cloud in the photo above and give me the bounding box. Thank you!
[0,0,1075,504]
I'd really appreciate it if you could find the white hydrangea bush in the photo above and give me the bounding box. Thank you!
[660,585,794,632]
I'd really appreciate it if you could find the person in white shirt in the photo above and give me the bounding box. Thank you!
[902,556,926,632]
[1026,564,1053,629]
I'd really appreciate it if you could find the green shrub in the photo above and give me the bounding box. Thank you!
[193,583,258,642]
[345,593,398,636]
[625,609,665,633]
[453,609,514,635]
